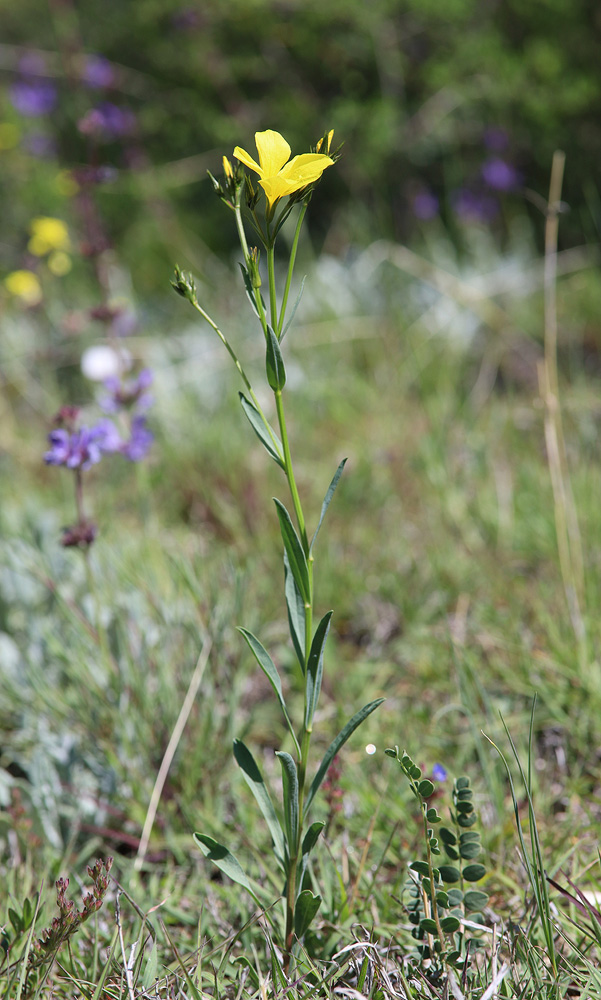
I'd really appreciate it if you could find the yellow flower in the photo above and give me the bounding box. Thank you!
[47,250,72,276]
[28,216,71,257]
[233,129,334,209]
[4,269,42,306]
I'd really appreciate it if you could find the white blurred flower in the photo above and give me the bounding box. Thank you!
[81,344,129,381]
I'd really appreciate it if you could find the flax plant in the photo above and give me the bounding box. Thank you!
[172,129,383,969]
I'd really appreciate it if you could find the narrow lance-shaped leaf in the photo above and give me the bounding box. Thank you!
[265,325,286,391]
[310,458,347,555]
[233,740,286,868]
[280,275,306,342]
[284,551,306,671]
[239,393,285,469]
[237,627,299,751]
[274,498,310,604]
[303,698,385,817]
[296,821,325,892]
[194,834,260,903]
[276,751,299,853]
[294,890,322,939]
[304,611,333,732]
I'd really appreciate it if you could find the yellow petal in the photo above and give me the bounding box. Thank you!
[279,153,334,188]
[233,145,262,175]
[259,175,300,208]
[254,130,291,177]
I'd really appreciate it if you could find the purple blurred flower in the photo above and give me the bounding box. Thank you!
[10,78,57,117]
[121,416,153,461]
[481,157,520,192]
[81,55,114,90]
[171,7,202,30]
[44,420,120,469]
[23,132,57,158]
[432,763,448,782]
[483,126,509,152]
[100,368,154,413]
[412,189,439,221]
[78,102,136,140]
[452,188,499,224]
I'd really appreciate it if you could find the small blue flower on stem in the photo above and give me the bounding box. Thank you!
[44,420,120,469]
[100,368,154,414]
[121,416,153,462]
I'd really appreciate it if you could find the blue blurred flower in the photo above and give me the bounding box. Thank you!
[81,55,115,90]
[412,189,439,221]
[432,763,447,782]
[452,188,499,224]
[101,368,153,414]
[10,79,57,117]
[78,102,136,140]
[483,126,509,152]
[44,420,119,470]
[23,133,57,158]
[481,157,520,191]
[121,416,153,461]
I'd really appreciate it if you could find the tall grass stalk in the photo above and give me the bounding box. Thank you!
[538,150,586,662]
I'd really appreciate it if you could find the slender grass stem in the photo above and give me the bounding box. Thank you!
[539,150,586,662]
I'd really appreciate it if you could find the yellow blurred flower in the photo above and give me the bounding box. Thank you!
[55,170,79,197]
[233,129,334,209]
[28,216,71,257]
[4,269,42,306]
[47,250,72,276]
[0,122,20,150]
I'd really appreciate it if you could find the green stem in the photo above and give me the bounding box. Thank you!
[267,245,278,332]
[274,390,308,550]
[190,299,283,463]
[278,203,307,337]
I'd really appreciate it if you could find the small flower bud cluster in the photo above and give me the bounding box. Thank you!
[171,264,197,304]
[30,858,113,970]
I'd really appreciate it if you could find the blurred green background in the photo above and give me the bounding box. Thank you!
[2,0,600,290]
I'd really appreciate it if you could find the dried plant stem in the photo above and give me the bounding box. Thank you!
[537,150,586,658]
[134,635,212,870]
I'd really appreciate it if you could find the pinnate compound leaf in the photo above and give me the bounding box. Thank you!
[439,828,457,845]
[460,841,481,860]
[418,779,434,798]
[438,865,461,883]
[310,458,347,555]
[284,551,305,670]
[462,863,486,882]
[304,698,385,817]
[294,890,321,939]
[239,393,284,468]
[440,916,461,933]
[194,834,258,901]
[265,325,286,391]
[276,751,299,850]
[274,499,310,603]
[305,611,333,731]
[233,739,286,867]
[464,889,489,912]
